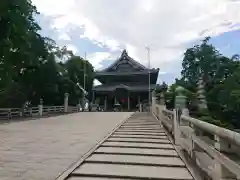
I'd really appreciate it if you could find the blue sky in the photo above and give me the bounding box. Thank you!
[210,30,240,56]
[33,0,240,85]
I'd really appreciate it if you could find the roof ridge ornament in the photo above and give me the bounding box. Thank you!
[100,49,149,72]
[122,49,128,56]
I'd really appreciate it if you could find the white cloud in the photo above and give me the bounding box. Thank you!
[32,0,75,16]
[66,44,78,54]
[93,79,101,86]
[32,0,240,83]
[87,52,117,70]
[58,33,71,41]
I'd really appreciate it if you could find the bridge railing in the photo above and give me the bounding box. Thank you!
[68,106,79,113]
[0,108,21,120]
[153,104,240,180]
[42,106,65,115]
[161,109,174,135]
[0,105,79,121]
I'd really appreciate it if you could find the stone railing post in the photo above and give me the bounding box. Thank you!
[212,135,237,180]
[174,86,188,145]
[64,93,69,113]
[19,110,23,117]
[173,109,180,145]
[157,93,166,120]
[175,87,188,117]
[159,92,165,106]
[77,98,81,112]
[20,103,27,117]
[20,105,24,117]
[104,96,107,111]
[92,91,95,104]
[81,91,86,111]
[139,103,142,112]
[151,90,157,114]
[30,108,33,117]
[38,98,43,116]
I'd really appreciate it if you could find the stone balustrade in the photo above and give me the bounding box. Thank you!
[0,105,80,120]
[152,103,240,180]
[0,93,81,121]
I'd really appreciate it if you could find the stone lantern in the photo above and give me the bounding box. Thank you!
[64,93,69,113]
[175,86,189,116]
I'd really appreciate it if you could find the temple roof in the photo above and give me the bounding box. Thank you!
[97,49,156,73]
[93,83,157,92]
[95,68,159,76]
[95,49,159,85]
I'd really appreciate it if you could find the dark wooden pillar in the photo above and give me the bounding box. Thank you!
[92,91,95,104]
[104,95,107,110]
[128,92,130,111]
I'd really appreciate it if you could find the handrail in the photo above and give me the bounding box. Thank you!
[181,115,240,148]
[43,106,64,108]
[0,108,20,110]
[192,134,240,177]
[153,103,240,179]
[162,109,174,115]
[0,105,79,120]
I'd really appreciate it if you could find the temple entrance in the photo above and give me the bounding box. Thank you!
[115,88,129,111]
[93,49,159,112]
[118,98,128,110]
[94,91,150,111]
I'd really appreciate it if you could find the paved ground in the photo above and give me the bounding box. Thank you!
[0,112,132,180]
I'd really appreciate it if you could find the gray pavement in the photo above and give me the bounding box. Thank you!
[0,112,132,180]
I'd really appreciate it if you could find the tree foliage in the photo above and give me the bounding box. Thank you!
[0,0,94,108]
[167,37,240,129]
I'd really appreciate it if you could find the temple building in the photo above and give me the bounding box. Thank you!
[92,50,159,111]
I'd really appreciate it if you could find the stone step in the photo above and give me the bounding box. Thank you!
[107,137,170,144]
[86,154,185,167]
[119,129,163,132]
[115,130,165,134]
[123,125,161,128]
[124,121,158,123]
[118,128,163,131]
[101,141,174,149]
[94,147,179,157]
[113,131,166,137]
[111,134,168,139]
[65,113,193,180]
[68,177,129,180]
[121,125,161,128]
[125,120,157,124]
[72,163,193,180]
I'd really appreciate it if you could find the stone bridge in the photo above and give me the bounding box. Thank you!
[0,109,239,179]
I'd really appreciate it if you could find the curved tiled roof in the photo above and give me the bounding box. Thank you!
[100,49,149,72]
[93,84,156,92]
[95,68,159,76]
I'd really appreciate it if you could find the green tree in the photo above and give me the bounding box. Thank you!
[0,0,49,107]
[178,37,240,129]
[64,55,94,104]
[0,0,95,108]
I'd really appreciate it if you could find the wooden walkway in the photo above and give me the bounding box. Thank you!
[58,112,193,180]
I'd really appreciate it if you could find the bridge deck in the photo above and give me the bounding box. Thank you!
[62,112,193,180]
[0,112,132,180]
